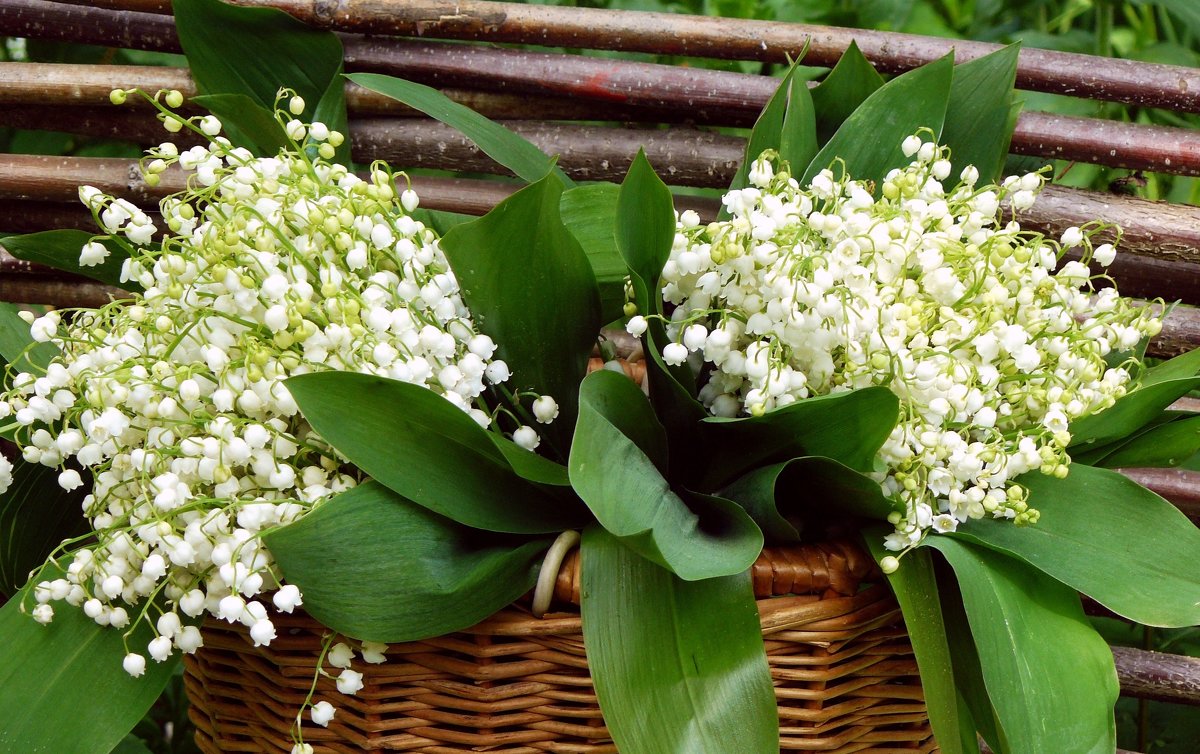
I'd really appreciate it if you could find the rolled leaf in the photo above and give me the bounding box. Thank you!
[570,370,762,580]
[865,536,975,754]
[0,568,179,754]
[721,457,894,543]
[265,481,550,642]
[726,63,799,197]
[347,72,567,185]
[923,537,1118,754]
[286,371,587,533]
[778,73,818,173]
[802,52,954,186]
[810,42,885,143]
[698,386,898,489]
[940,44,1021,184]
[442,174,601,456]
[953,464,1200,627]
[580,526,777,754]
[560,183,627,324]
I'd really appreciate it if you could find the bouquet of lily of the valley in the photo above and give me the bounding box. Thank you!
[2,1,1200,752]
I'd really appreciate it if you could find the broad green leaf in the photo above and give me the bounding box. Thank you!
[1,230,135,291]
[190,94,286,156]
[778,74,818,172]
[347,72,568,185]
[0,302,57,373]
[803,53,954,186]
[865,538,973,754]
[721,458,893,543]
[1141,347,1200,387]
[697,386,898,489]
[954,464,1200,627]
[0,461,88,598]
[726,64,798,197]
[442,174,600,456]
[560,183,627,324]
[265,481,549,642]
[1069,376,1200,448]
[174,0,346,161]
[580,526,777,754]
[923,538,1117,754]
[941,44,1021,184]
[570,370,762,580]
[810,42,886,144]
[1085,414,1200,469]
[286,372,587,534]
[0,569,179,754]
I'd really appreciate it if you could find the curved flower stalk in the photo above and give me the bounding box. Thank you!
[0,89,536,679]
[650,139,1164,559]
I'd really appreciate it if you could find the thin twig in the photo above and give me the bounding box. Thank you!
[215,0,1200,113]
[3,4,1199,176]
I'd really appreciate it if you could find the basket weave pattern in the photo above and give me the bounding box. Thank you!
[184,540,935,753]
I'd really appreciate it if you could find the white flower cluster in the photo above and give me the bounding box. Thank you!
[3,90,519,673]
[642,137,1162,558]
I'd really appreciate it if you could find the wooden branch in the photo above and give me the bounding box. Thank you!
[1113,645,1200,706]
[216,0,1200,114]
[1119,469,1200,520]
[4,4,1200,177]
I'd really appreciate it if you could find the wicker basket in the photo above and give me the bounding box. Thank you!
[184,539,935,753]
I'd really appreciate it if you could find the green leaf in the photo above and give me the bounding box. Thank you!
[0,461,88,598]
[1069,376,1200,448]
[778,73,818,172]
[938,571,1006,752]
[1,230,135,291]
[923,538,1117,754]
[110,736,154,754]
[560,183,627,324]
[265,481,549,642]
[0,569,179,754]
[803,52,954,187]
[485,434,571,486]
[1084,414,1200,469]
[0,302,57,373]
[347,72,568,185]
[570,370,762,580]
[286,372,587,534]
[810,42,886,144]
[616,150,675,319]
[865,538,973,754]
[1141,347,1200,387]
[697,386,898,489]
[727,65,798,196]
[954,464,1200,627]
[941,44,1021,184]
[580,526,777,754]
[721,457,893,543]
[174,0,345,160]
[190,94,286,156]
[442,174,601,456]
